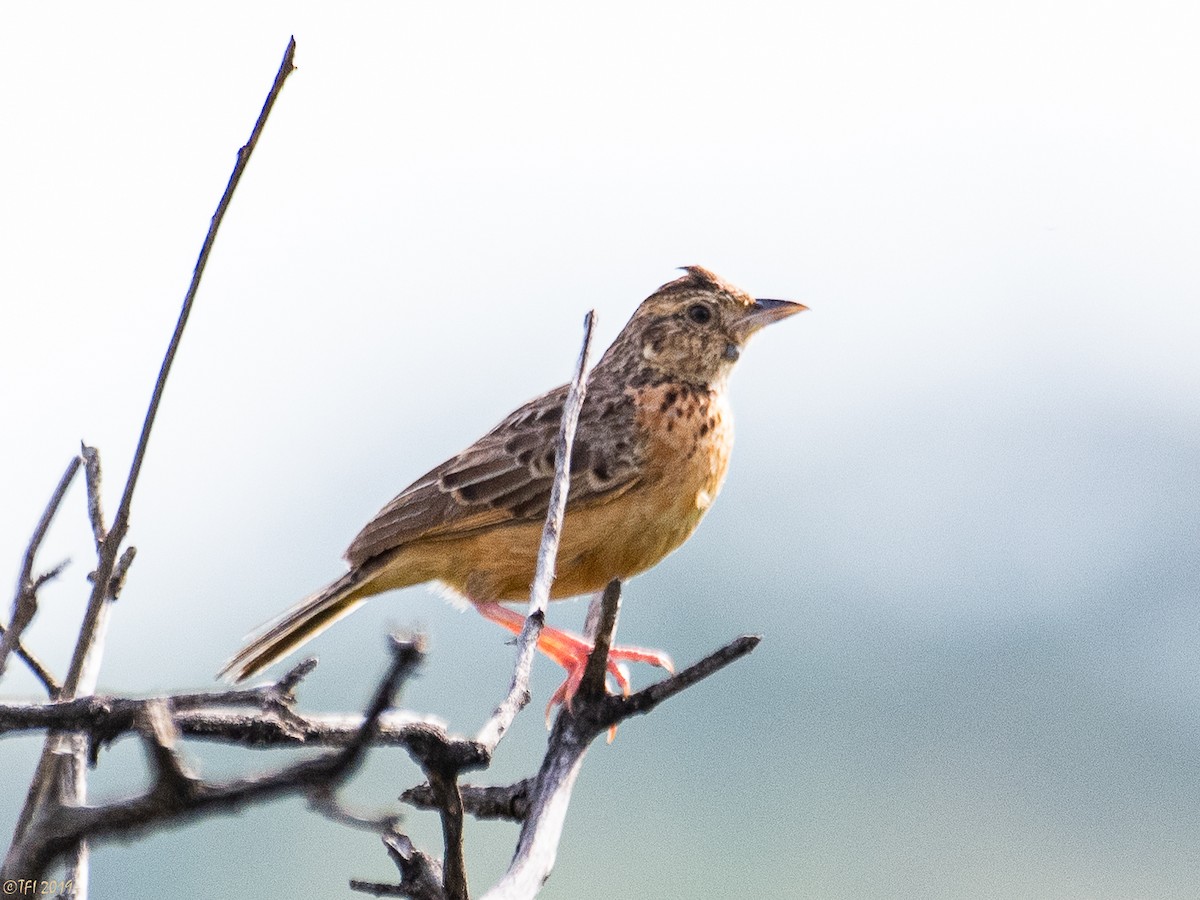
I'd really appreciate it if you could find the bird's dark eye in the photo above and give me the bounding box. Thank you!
[687,303,713,325]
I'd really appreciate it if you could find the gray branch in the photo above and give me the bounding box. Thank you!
[401,779,535,823]
[0,455,80,690]
[475,310,597,756]
[3,39,299,893]
[479,580,622,900]
[2,636,421,881]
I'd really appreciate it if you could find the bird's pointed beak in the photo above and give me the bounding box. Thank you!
[735,297,808,339]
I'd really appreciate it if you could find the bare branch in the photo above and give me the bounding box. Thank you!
[401,778,534,823]
[347,315,602,899]
[80,445,106,548]
[56,538,114,898]
[391,706,474,898]
[0,692,447,755]
[0,628,60,698]
[175,708,451,750]
[480,728,588,900]
[32,560,71,592]
[0,456,80,686]
[352,832,447,900]
[5,43,299,881]
[67,37,299,696]
[14,457,81,599]
[0,653,437,771]
[605,634,762,724]
[138,700,195,797]
[276,656,319,696]
[110,37,297,552]
[524,310,597,624]
[475,310,596,754]
[577,579,622,701]
[426,771,468,900]
[107,546,137,601]
[1,628,760,895]
[2,634,420,881]
[480,585,620,900]
[481,627,761,899]
[309,788,401,834]
[350,879,424,898]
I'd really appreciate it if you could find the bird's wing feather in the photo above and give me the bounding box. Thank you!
[344,384,642,566]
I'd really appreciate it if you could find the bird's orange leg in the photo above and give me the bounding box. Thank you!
[472,601,674,719]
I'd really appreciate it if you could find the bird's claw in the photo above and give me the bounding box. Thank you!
[542,643,673,731]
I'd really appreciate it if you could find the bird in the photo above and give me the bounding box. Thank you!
[219,266,804,706]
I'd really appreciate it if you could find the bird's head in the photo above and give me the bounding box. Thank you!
[599,266,806,386]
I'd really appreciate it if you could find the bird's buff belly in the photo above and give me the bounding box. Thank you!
[370,475,717,603]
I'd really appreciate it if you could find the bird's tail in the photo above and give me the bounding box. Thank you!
[218,568,377,683]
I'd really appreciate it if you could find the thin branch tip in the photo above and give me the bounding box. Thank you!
[277,656,319,694]
[389,633,428,656]
[1,455,82,688]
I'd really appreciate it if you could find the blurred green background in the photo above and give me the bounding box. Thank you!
[2,4,1199,898]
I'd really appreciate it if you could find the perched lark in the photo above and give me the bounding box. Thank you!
[221,267,804,705]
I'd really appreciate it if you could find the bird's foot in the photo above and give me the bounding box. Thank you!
[538,628,674,712]
[472,601,674,730]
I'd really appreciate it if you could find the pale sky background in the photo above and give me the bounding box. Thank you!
[2,4,1199,898]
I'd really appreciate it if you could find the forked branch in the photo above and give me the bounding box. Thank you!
[4,637,421,881]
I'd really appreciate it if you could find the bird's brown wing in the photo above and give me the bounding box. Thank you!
[344,384,642,566]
